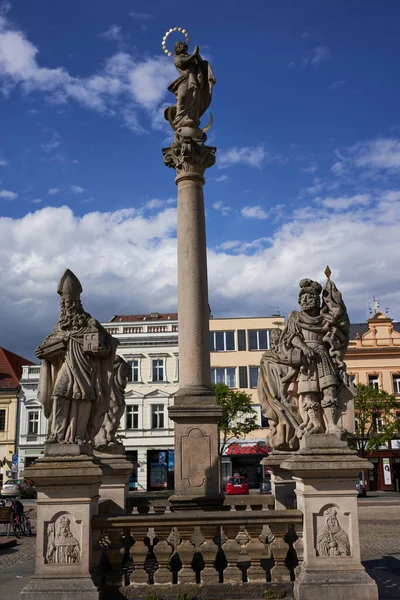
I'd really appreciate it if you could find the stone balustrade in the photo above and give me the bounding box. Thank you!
[125,493,275,515]
[92,508,302,598]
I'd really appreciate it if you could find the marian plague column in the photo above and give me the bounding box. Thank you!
[162,27,222,508]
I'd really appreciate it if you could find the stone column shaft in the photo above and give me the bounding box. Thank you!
[176,174,211,396]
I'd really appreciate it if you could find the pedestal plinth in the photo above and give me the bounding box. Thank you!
[280,434,378,600]
[168,397,223,509]
[20,450,103,600]
[94,450,133,514]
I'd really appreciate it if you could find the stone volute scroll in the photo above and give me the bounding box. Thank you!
[35,269,119,454]
[258,267,357,451]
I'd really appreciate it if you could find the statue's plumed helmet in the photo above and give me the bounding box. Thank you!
[57,269,83,300]
[298,278,322,299]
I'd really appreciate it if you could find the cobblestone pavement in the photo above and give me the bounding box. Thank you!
[1,500,400,598]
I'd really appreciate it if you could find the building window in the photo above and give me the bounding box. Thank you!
[0,409,5,431]
[152,359,164,382]
[261,414,269,428]
[126,405,139,429]
[211,367,236,388]
[348,373,357,385]
[393,375,400,394]
[151,404,165,429]
[250,366,260,389]
[368,375,380,390]
[27,411,39,435]
[127,359,140,383]
[248,329,270,351]
[209,331,235,352]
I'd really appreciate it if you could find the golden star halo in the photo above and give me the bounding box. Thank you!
[161,27,190,57]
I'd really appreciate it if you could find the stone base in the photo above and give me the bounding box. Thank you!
[20,577,99,600]
[294,567,378,600]
[120,582,293,600]
[94,451,133,514]
[262,452,296,510]
[45,442,93,457]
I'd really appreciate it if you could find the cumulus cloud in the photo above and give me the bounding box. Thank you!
[48,188,60,195]
[316,194,370,211]
[0,189,17,199]
[212,201,231,216]
[218,146,265,169]
[303,46,332,67]
[0,13,175,132]
[2,190,400,359]
[29,198,42,204]
[241,205,269,219]
[350,138,400,171]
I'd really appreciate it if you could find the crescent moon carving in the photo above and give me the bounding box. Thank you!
[202,113,213,133]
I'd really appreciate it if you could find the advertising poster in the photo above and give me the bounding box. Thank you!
[383,458,392,485]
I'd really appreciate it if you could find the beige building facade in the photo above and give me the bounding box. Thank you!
[346,311,400,491]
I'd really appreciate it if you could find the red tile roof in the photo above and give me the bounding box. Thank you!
[110,313,178,323]
[0,347,35,390]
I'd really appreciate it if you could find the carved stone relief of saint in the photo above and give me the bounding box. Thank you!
[316,508,350,557]
[45,514,81,565]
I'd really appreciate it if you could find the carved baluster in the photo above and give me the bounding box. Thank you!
[244,523,267,582]
[269,522,291,582]
[293,527,304,578]
[199,524,219,584]
[222,523,242,583]
[176,525,196,584]
[129,526,150,585]
[153,526,173,584]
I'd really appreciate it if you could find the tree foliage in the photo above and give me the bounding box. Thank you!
[351,383,399,457]
[212,383,259,456]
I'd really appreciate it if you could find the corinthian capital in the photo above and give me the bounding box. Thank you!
[162,133,216,180]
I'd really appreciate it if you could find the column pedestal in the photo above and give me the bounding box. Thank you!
[20,450,103,600]
[262,452,296,510]
[168,399,223,510]
[94,451,133,514]
[280,434,378,600]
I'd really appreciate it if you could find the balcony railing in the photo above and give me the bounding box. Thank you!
[92,507,303,597]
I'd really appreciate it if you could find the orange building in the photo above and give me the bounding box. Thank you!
[346,311,400,492]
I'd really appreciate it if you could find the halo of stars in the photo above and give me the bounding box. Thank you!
[162,27,190,57]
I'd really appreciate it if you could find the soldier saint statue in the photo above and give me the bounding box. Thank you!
[36,269,118,446]
[258,269,356,451]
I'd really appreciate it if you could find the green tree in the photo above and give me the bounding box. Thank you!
[351,383,399,458]
[212,383,259,456]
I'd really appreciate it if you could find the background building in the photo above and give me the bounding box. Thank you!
[346,310,400,491]
[0,347,34,485]
[17,365,45,478]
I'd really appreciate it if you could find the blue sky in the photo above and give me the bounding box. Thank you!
[1,0,400,358]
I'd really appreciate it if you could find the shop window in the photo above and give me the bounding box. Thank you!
[126,405,139,429]
[368,375,380,390]
[209,331,235,352]
[211,367,236,388]
[151,404,165,429]
[250,366,260,389]
[248,330,270,351]
[27,411,39,435]
[0,409,5,431]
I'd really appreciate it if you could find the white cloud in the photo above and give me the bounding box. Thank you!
[41,132,60,153]
[0,158,8,166]
[0,189,17,199]
[30,198,42,204]
[48,188,60,195]
[129,12,155,20]
[219,146,265,169]
[317,194,370,211]
[100,25,122,42]
[351,138,400,171]
[0,14,175,132]
[327,79,346,91]
[70,185,85,194]
[302,162,317,174]
[241,205,269,220]
[212,202,231,216]
[213,174,229,183]
[304,46,332,67]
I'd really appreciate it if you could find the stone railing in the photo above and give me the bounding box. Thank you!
[126,493,275,515]
[92,508,303,598]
